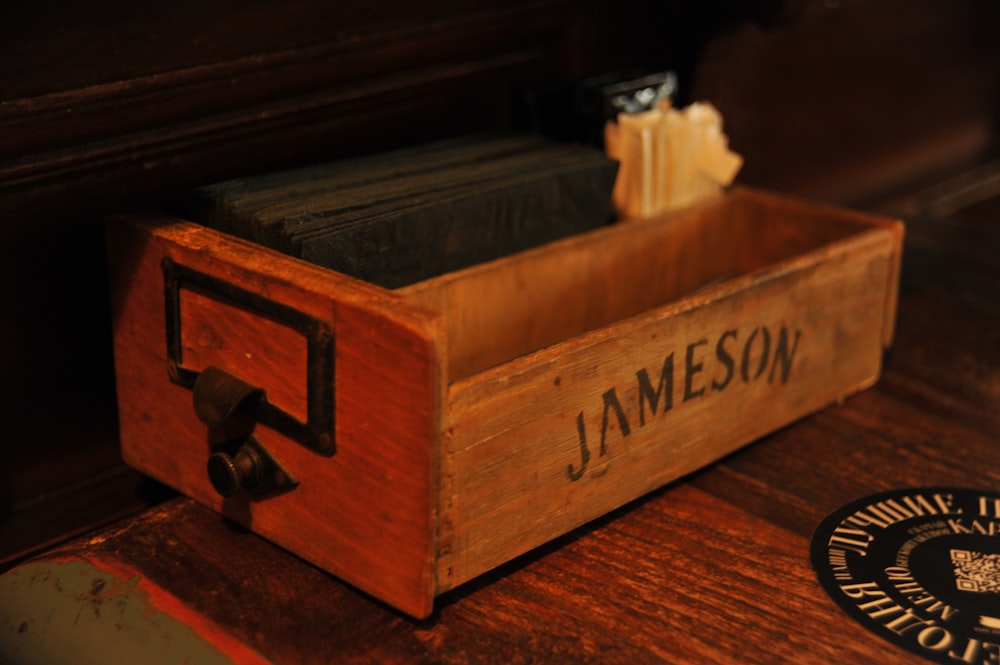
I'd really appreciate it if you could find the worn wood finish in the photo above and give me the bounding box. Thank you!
[107,188,901,616]
[106,216,444,617]
[434,191,901,589]
[399,189,898,379]
[400,195,743,379]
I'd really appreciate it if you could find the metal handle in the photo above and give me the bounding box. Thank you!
[193,366,264,437]
[192,368,298,499]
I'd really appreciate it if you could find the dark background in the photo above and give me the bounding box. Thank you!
[1,0,998,566]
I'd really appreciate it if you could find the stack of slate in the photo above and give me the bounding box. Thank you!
[189,135,619,288]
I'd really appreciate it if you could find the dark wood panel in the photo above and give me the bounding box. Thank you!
[694,0,1000,203]
[1,1,557,98]
[0,0,669,226]
[0,1,570,157]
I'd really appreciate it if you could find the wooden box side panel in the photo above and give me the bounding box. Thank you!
[437,227,900,590]
[107,216,444,618]
[732,189,905,347]
[398,195,741,381]
[398,188,889,383]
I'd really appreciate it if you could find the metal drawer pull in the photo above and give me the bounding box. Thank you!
[193,366,298,499]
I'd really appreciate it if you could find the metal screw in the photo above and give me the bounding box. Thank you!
[207,445,263,497]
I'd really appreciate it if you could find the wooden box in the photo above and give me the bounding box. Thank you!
[106,188,902,618]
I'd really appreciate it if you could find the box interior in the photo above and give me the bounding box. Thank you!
[397,189,883,382]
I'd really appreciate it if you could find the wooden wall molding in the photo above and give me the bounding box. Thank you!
[0,1,582,224]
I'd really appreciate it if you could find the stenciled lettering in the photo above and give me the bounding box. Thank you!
[740,327,770,383]
[636,353,674,426]
[684,339,708,401]
[568,388,629,481]
[567,413,591,482]
[567,323,804,481]
[711,330,737,391]
[769,328,802,384]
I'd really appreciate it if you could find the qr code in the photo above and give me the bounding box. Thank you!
[951,549,1000,593]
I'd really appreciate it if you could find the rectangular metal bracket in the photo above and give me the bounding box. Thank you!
[162,257,335,456]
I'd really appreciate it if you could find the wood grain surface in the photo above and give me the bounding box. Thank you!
[104,189,903,618]
[9,188,993,663]
[106,216,445,617]
[438,193,900,590]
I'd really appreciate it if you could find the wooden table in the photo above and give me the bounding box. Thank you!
[1,186,997,664]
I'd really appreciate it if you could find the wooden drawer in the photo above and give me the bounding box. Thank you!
[106,187,902,618]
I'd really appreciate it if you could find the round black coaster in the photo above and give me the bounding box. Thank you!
[811,487,1000,663]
